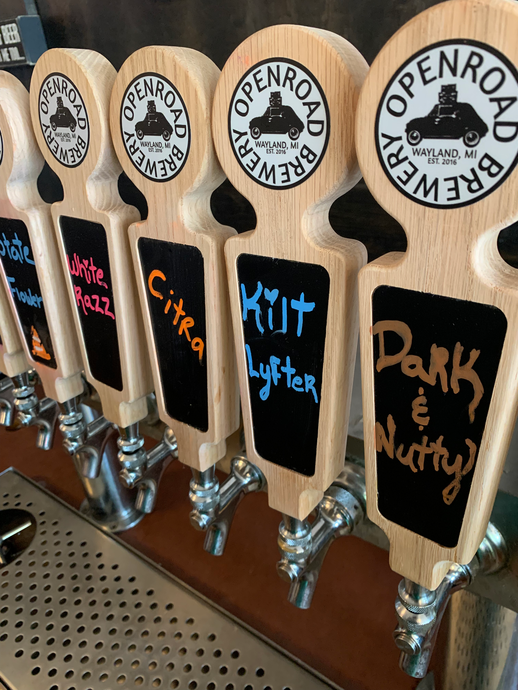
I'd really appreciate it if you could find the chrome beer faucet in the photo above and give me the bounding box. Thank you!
[59,397,151,532]
[189,450,266,555]
[62,391,178,520]
[394,522,507,679]
[277,462,367,608]
[10,371,60,451]
[59,394,114,476]
[118,423,178,515]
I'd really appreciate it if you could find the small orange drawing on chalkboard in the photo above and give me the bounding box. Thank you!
[31,325,51,360]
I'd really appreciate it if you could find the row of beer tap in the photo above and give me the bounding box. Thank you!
[1,0,517,679]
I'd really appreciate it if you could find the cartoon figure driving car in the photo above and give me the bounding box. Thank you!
[405,84,488,147]
[135,100,173,142]
[50,96,77,132]
[249,91,305,141]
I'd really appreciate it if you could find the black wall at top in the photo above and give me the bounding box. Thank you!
[25,0,444,70]
[2,0,517,265]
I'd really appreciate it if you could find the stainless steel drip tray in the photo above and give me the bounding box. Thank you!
[0,468,336,690]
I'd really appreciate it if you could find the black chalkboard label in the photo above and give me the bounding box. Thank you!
[60,216,123,391]
[0,218,56,369]
[372,286,507,548]
[139,237,208,432]
[237,254,330,476]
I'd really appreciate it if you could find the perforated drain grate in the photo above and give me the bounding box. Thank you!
[0,469,336,690]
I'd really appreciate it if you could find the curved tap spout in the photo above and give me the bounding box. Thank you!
[60,395,116,479]
[189,452,266,556]
[12,372,59,450]
[71,404,144,533]
[75,415,116,478]
[276,462,367,609]
[119,426,178,514]
[394,522,507,679]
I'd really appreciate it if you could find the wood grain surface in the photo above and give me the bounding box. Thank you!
[357,0,518,589]
[0,70,83,401]
[213,25,368,519]
[109,46,240,470]
[29,49,153,426]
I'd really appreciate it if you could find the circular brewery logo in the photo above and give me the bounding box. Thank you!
[228,58,330,190]
[38,73,90,168]
[376,40,518,209]
[120,72,190,182]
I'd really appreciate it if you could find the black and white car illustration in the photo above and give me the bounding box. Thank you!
[405,84,488,147]
[249,91,305,141]
[135,100,173,141]
[50,97,77,132]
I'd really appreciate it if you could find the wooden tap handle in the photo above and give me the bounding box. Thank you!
[356,0,518,589]
[29,49,153,426]
[0,70,83,402]
[213,25,368,518]
[109,46,240,470]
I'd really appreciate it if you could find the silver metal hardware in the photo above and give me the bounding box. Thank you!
[59,396,87,455]
[11,372,59,450]
[60,395,117,481]
[119,424,178,514]
[0,468,337,690]
[344,439,518,616]
[277,462,367,609]
[189,465,219,531]
[189,452,266,555]
[75,415,116,479]
[394,522,508,679]
[117,422,147,483]
[60,403,142,532]
[0,376,15,426]
[61,400,173,528]
[276,516,312,583]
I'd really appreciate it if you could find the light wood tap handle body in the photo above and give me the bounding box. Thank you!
[356,0,518,589]
[30,49,153,426]
[109,46,240,470]
[0,70,83,401]
[213,25,368,518]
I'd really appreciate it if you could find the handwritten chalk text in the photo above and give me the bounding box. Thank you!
[66,252,115,320]
[148,269,204,362]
